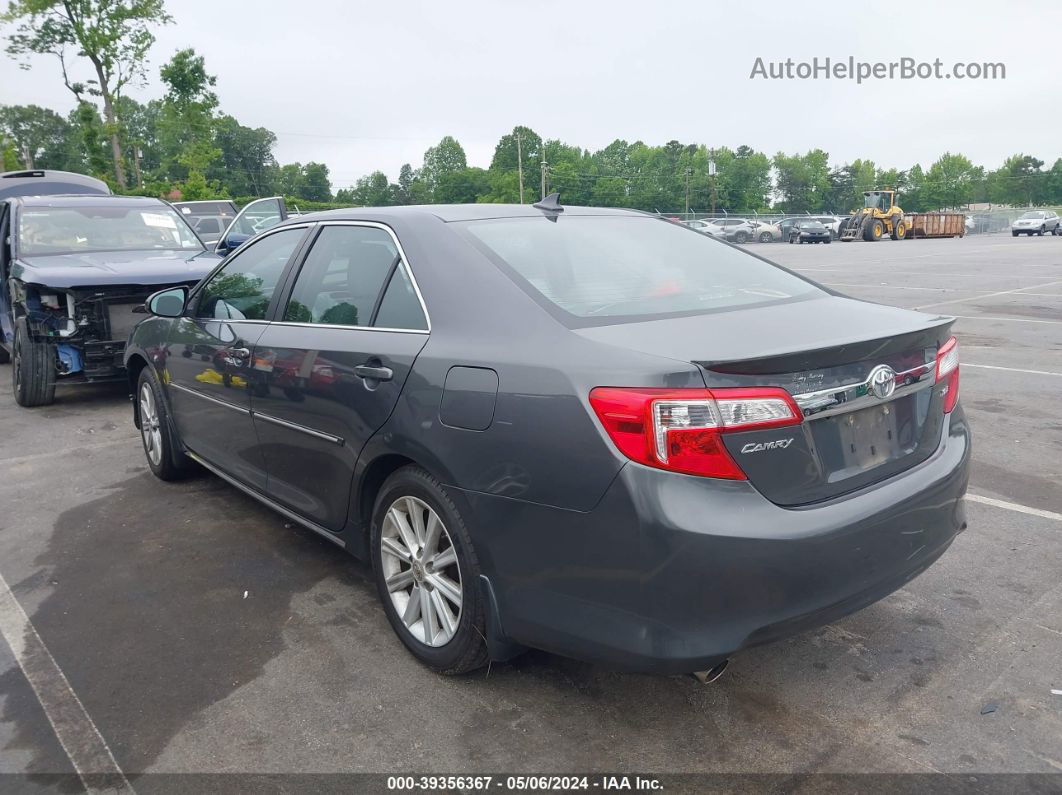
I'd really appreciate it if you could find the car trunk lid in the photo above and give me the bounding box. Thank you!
[575,296,955,505]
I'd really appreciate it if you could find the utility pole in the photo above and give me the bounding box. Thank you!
[516,132,524,203]
[540,160,548,200]
[708,150,718,215]
[133,145,144,190]
[684,167,692,216]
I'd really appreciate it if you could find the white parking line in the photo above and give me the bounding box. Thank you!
[915,279,1062,310]
[821,282,993,293]
[965,363,1062,377]
[952,314,1062,325]
[0,571,133,794]
[967,494,1062,523]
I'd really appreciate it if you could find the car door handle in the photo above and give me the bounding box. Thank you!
[354,364,393,382]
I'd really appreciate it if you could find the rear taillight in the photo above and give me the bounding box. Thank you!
[935,336,960,413]
[589,387,802,479]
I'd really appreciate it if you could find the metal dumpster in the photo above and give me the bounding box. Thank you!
[904,213,966,239]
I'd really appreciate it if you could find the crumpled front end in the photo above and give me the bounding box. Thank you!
[13,281,197,381]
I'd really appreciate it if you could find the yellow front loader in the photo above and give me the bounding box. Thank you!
[839,190,908,241]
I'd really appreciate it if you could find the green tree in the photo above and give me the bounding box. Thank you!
[825,159,877,212]
[157,48,219,181]
[3,0,172,187]
[989,154,1045,206]
[773,150,831,212]
[435,166,489,203]
[70,100,110,176]
[346,170,392,206]
[716,145,771,211]
[490,125,542,202]
[0,104,71,168]
[924,153,981,209]
[421,135,466,197]
[209,115,277,196]
[115,96,161,185]
[297,161,332,202]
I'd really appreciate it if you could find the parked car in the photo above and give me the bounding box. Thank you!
[0,194,220,406]
[126,200,970,676]
[1011,210,1060,236]
[703,218,758,243]
[173,200,239,247]
[780,216,843,240]
[747,220,781,243]
[788,219,832,244]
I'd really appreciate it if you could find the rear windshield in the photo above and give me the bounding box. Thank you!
[458,215,823,324]
[18,203,203,256]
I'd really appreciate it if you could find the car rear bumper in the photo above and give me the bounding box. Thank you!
[463,407,970,673]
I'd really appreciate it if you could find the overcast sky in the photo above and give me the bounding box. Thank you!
[2,0,1058,190]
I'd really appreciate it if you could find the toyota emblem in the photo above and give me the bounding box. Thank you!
[867,365,897,400]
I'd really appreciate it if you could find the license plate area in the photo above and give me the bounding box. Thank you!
[824,401,918,481]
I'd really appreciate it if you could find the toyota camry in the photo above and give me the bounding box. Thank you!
[124,197,970,676]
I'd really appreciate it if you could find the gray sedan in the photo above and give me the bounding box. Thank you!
[125,199,971,677]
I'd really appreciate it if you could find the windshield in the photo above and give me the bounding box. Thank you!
[18,204,203,256]
[1020,211,1045,219]
[459,215,823,324]
[799,221,825,229]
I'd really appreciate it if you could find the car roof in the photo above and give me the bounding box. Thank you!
[283,203,647,225]
[0,169,111,200]
[14,194,169,208]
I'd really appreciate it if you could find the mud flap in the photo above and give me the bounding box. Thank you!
[479,575,525,662]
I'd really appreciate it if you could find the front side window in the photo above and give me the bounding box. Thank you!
[18,203,203,256]
[284,225,399,327]
[195,228,304,320]
[459,215,823,324]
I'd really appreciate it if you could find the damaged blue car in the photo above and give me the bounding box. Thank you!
[0,190,220,406]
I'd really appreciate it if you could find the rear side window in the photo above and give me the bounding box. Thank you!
[459,215,823,324]
[283,225,402,328]
[374,262,428,330]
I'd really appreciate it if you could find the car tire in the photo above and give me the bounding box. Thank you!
[864,219,884,241]
[825,237,831,244]
[1038,226,1045,236]
[1012,231,1018,237]
[137,366,197,481]
[733,231,748,244]
[12,316,56,407]
[759,232,772,243]
[371,465,489,675]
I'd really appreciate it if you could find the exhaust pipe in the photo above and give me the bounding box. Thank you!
[691,659,729,684]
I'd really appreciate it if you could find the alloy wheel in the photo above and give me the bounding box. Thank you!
[139,382,163,466]
[380,496,463,647]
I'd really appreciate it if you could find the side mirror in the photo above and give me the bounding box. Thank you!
[147,286,188,318]
[216,232,251,255]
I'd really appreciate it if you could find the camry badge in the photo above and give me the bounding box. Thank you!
[867,365,897,400]
[741,438,794,454]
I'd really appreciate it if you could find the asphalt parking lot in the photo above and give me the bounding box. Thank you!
[1,232,1061,784]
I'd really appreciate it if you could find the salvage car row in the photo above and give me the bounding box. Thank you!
[1,169,971,681]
